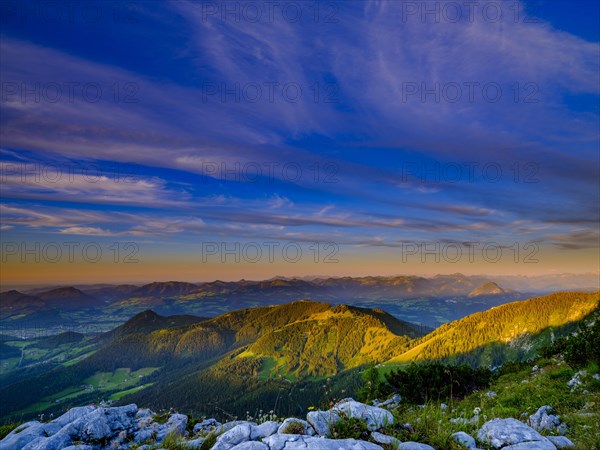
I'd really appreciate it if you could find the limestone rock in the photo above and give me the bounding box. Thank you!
[451,431,477,448]
[477,418,555,449]
[263,434,384,450]
[277,417,315,436]
[306,410,342,436]
[547,436,576,449]
[333,399,394,431]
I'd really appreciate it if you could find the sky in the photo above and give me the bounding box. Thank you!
[0,0,599,285]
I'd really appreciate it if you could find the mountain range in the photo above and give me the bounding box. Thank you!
[1,289,597,422]
[0,274,534,329]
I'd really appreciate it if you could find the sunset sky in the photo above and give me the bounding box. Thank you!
[1,0,599,285]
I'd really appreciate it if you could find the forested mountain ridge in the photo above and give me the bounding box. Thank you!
[2,292,598,422]
[388,291,600,365]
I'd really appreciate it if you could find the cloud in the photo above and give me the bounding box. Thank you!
[0,1,598,267]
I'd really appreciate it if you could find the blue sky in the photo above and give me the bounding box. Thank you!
[0,0,598,283]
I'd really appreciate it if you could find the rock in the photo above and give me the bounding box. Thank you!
[452,431,477,448]
[373,394,402,409]
[477,418,555,449]
[21,433,73,450]
[50,406,97,428]
[62,446,93,450]
[333,399,394,431]
[450,418,470,426]
[250,421,279,439]
[136,408,154,418]
[58,404,137,441]
[0,422,50,450]
[399,443,435,450]
[547,436,576,449]
[567,371,586,390]
[216,421,257,435]
[371,431,401,447]
[134,427,155,444]
[502,443,556,450]
[263,434,384,450]
[306,410,342,436]
[183,437,206,449]
[194,418,222,435]
[229,443,269,450]
[277,418,315,436]
[211,422,254,450]
[529,406,566,435]
[156,413,188,441]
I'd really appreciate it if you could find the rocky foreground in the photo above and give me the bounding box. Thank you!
[0,398,576,450]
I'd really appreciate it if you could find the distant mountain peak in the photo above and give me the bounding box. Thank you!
[130,281,199,298]
[468,281,511,297]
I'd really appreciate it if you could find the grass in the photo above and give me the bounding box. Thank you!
[109,383,154,401]
[8,367,160,419]
[0,423,19,440]
[366,358,600,450]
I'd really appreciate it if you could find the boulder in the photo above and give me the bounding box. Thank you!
[373,394,402,409]
[156,413,188,441]
[333,399,394,431]
[263,434,384,450]
[184,437,206,449]
[229,443,269,450]
[194,418,222,435]
[529,406,567,435]
[306,410,342,437]
[211,422,254,450]
[547,436,576,449]
[451,431,477,448]
[502,443,556,450]
[277,418,315,436]
[250,421,279,439]
[58,404,137,441]
[216,421,257,435]
[21,434,73,450]
[50,406,97,428]
[477,418,555,449]
[371,431,401,447]
[399,443,435,450]
[0,422,50,450]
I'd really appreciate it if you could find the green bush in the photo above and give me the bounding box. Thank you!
[0,423,19,440]
[381,363,494,404]
[200,433,217,450]
[330,415,369,440]
[541,306,600,368]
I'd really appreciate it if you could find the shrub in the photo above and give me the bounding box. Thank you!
[330,415,369,440]
[0,423,19,440]
[199,433,217,450]
[382,363,494,404]
[281,421,305,434]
